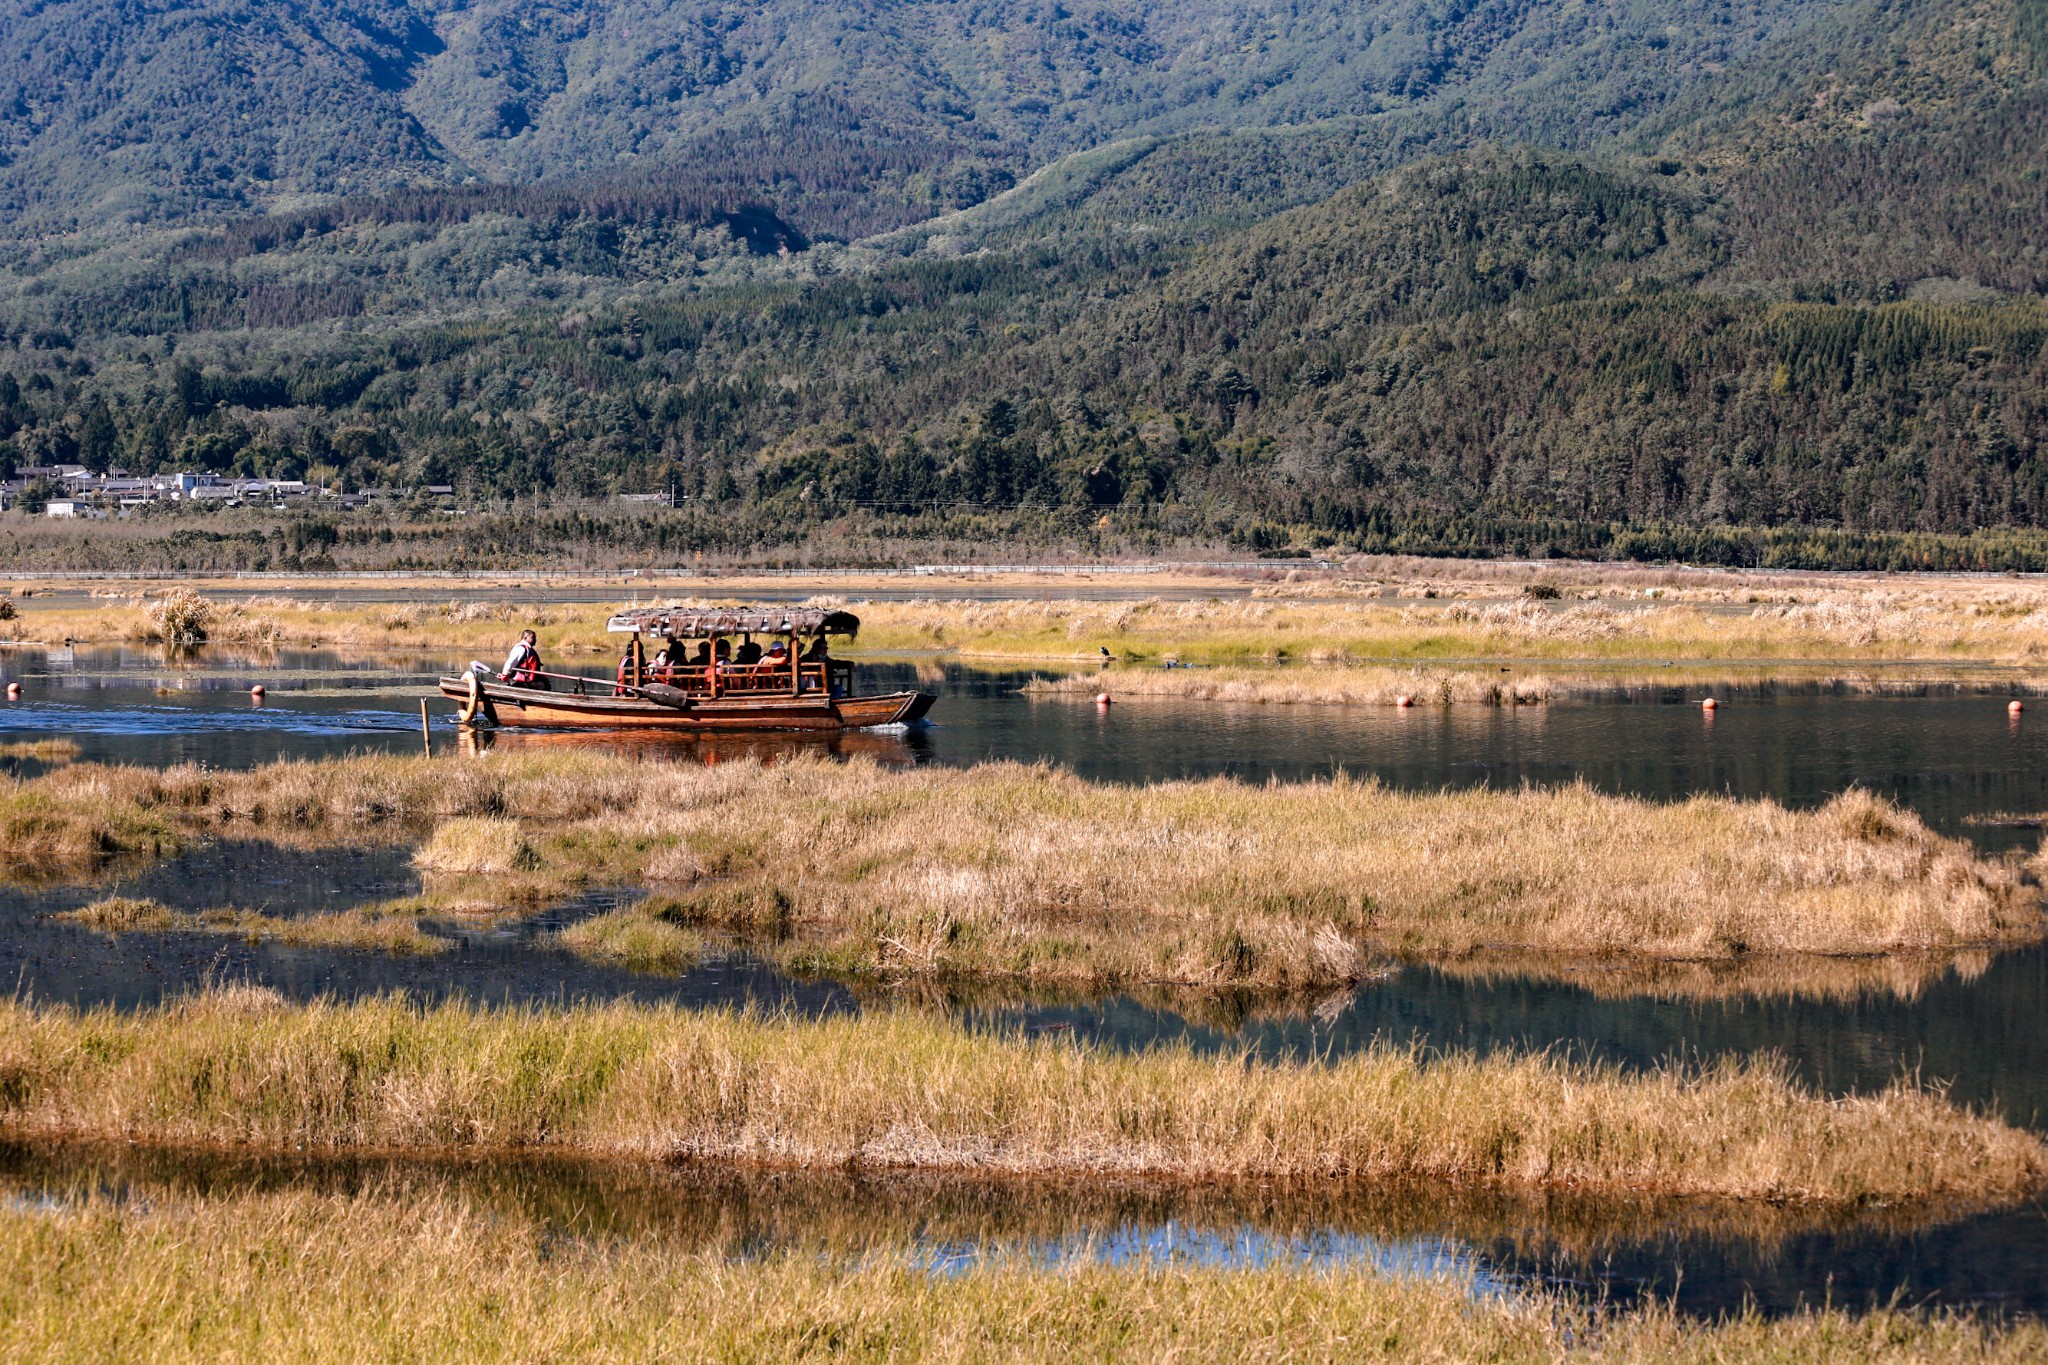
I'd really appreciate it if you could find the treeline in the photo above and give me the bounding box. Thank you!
[13,502,2048,574]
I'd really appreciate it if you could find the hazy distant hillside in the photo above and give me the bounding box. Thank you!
[1,0,1846,232]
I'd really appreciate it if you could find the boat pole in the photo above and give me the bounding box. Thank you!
[419,698,432,756]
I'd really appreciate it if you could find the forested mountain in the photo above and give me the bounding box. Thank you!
[3,0,1844,231]
[0,0,2044,566]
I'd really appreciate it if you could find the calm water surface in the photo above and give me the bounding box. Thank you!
[8,641,2048,1317]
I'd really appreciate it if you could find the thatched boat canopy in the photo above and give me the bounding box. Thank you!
[604,606,861,639]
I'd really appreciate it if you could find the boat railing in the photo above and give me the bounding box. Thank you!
[485,661,846,699]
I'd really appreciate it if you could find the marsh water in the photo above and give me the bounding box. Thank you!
[7,639,2048,1318]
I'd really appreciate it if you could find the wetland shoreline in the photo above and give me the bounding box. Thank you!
[8,1176,2045,1361]
[15,564,2048,677]
[9,751,2040,979]
[2,994,2040,1205]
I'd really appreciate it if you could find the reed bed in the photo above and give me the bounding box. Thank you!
[1,994,2040,1202]
[54,897,446,956]
[843,590,2048,665]
[11,753,2039,976]
[3,1181,2043,1363]
[1023,664,2048,708]
[22,572,2048,667]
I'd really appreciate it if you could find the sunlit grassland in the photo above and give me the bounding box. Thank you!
[1,993,2040,1202]
[2,1180,2043,1362]
[1023,661,2048,708]
[16,571,2048,670]
[13,752,2040,978]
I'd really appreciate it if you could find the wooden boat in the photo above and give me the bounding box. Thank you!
[438,605,935,732]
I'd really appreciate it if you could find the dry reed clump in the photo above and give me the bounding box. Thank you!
[0,994,2042,1204]
[0,739,82,764]
[9,1185,2045,1365]
[51,898,446,956]
[1434,599,1633,641]
[412,817,540,875]
[556,905,705,972]
[0,780,181,882]
[144,587,212,645]
[54,897,175,932]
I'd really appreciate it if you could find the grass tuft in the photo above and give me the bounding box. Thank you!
[54,896,175,932]
[556,904,707,973]
[413,816,540,875]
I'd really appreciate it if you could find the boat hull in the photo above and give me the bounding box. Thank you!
[439,677,935,731]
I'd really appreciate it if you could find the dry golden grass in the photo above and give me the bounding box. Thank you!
[53,897,446,956]
[1431,949,1998,1005]
[5,1180,2042,1364]
[555,905,706,972]
[1024,664,1555,706]
[0,782,182,882]
[841,587,2048,665]
[1025,663,2048,708]
[0,738,82,764]
[8,753,2038,983]
[1,993,2041,1203]
[24,567,2048,670]
[52,896,175,932]
[413,816,540,874]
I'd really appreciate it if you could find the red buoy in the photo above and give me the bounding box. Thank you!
[2010,700,2024,716]
[1395,694,1413,708]
[250,684,266,701]
[1096,692,1112,707]
[4,682,17,700]
[1701,697,1718,711]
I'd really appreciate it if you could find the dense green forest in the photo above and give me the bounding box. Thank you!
[0,0,2043,567]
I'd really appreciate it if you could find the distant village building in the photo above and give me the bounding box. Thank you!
[2,468,338,515]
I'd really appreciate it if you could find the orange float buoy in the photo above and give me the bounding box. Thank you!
[1096,692,1112,707]
[250,684,266,700]
[1395,694,1413,708]
[1701,697,1718,711]
[2010,700,2024,716]
[4,682,17,700]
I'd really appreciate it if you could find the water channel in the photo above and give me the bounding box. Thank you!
[5,638,2048,1319]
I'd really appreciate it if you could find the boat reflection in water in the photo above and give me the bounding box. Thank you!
[456,721,930,767]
